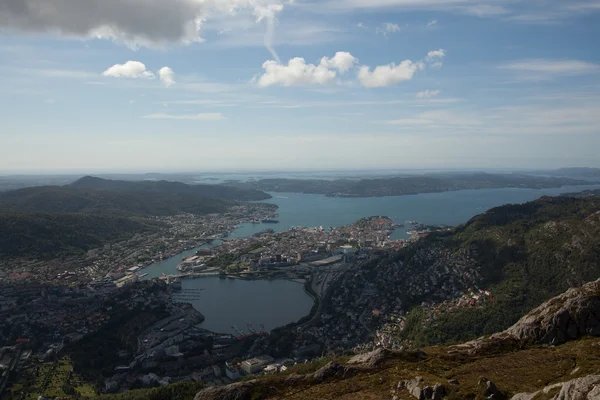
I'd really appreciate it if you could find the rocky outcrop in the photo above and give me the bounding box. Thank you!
[510,374,600,400]
[347,348,389,368]
[398,377,447,400]
[194,381,255,400]
[503,279,600,345]
[450,280,600,355]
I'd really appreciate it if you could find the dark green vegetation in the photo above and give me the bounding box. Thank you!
[400,196,600,345]
[96,383,203,400]
[0,177,271,259]
[0,212,162,259]
[232,172,592,197]
[66,286,170,382]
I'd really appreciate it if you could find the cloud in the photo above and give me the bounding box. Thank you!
[256,51,356,87]
[103,61,155,79]
[376,22,400,36]
[416,89,441,98]
[0,0,292,48]
[427,19,438,26]
[498,59,600,77]
[426,49,445,60]
[320,52,358,73]
[254,4,285,63]
[142,113,224,120]
[358,60,424,88]
[356,22,366,28]
[257,50,439,88]
[159,67,176,88]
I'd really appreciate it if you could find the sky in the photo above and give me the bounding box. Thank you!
[1,0,600,173]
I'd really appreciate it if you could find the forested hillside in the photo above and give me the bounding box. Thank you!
[400,196,600,344]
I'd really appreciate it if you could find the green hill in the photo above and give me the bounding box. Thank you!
[0,186,230,216]
[0,212,163,259]
[0,177,271,259]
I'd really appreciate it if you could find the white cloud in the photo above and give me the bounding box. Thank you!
[426,49,445,60]
[142,113,224,120]
[427,19,438,26]
[376,22,400,35]
[416,89,441,98]
[499,59,599,76]
[103,61,155,79]
[256,51,357,87]
[159,67,176,88]
[356,22,366,28]
[320,52,358,73]
[358,60,424,88]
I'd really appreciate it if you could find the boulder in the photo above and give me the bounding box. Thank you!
[479,378,505,400]
[398,377,447,400]
[194,381,255,400]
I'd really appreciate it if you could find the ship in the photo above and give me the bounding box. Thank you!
[261,219,280,224]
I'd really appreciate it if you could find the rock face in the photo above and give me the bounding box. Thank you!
[450,280,600,355]
[194,382,255,400]
[503,279,600,346]
[510,374,600,400]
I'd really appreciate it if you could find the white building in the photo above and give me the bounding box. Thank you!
[241,355,274,374]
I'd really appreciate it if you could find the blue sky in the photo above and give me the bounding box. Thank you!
[1,0,600,173]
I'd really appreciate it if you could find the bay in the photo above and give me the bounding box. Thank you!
[144,184,600,333]
[230,185,600,240]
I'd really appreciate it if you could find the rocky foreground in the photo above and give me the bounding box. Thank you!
[194,280,600,400]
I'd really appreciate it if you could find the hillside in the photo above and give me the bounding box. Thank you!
[0,177,271,259]
[232,173,592,197]
[0,186,230,216]
[0,212,163,259]
[397,196,600,345]
[0,176,273,216]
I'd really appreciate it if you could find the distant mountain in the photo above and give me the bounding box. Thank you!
[70,176,271,201]
[232,172,593,197]
[562,189,600,198]
[0,177,271,259]
[550,167,600,178]
[0,185,230,216]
